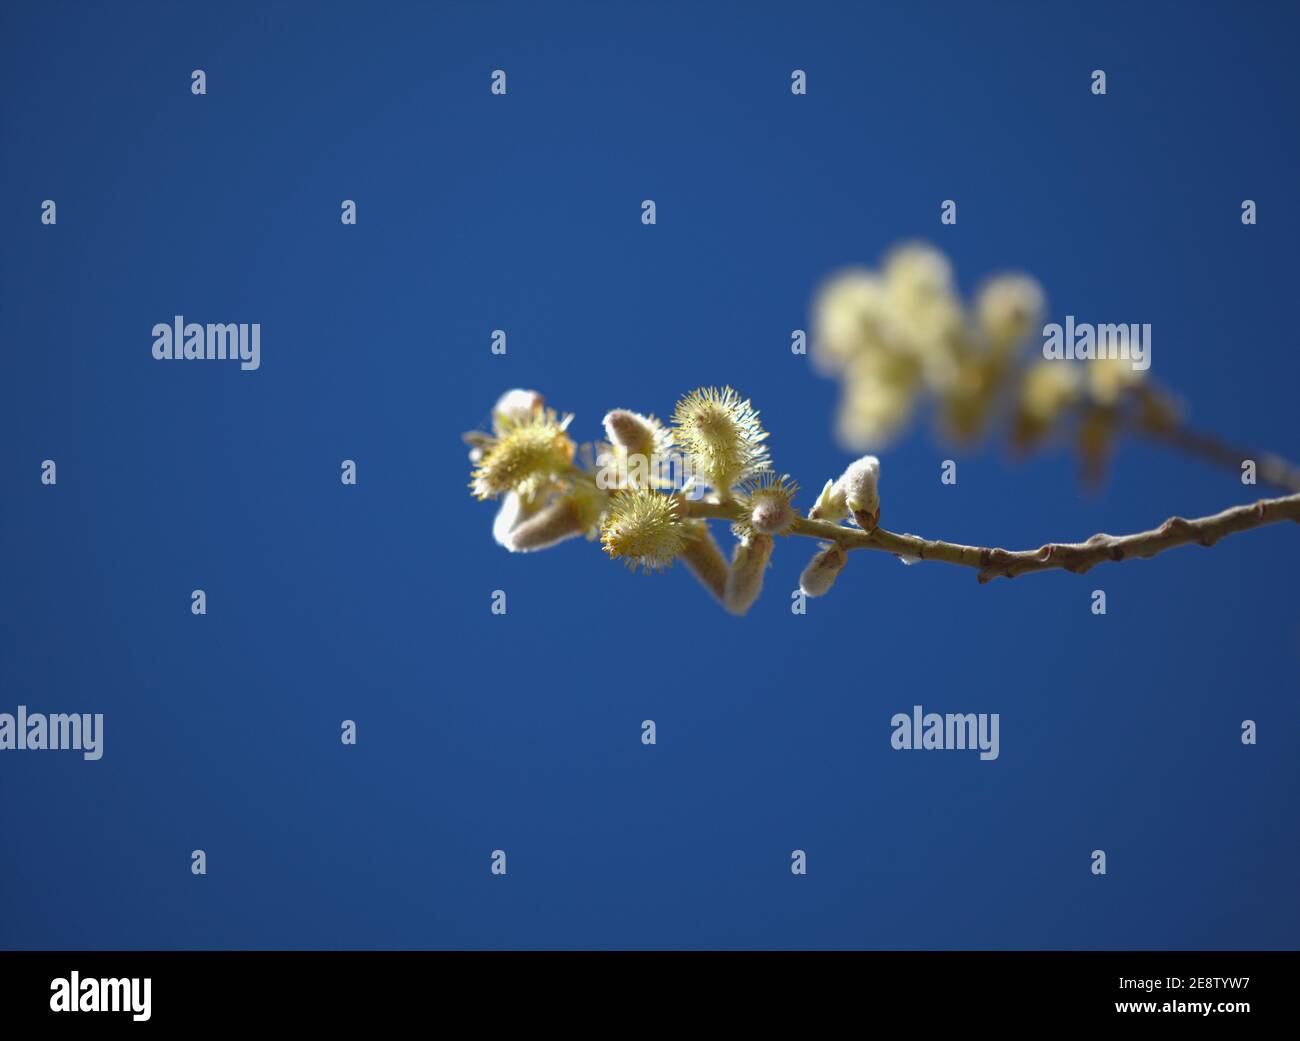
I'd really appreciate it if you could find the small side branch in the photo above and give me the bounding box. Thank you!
[1137,422,1300,495]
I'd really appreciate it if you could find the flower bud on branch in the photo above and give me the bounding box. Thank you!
[679,521,728,604]
[837,455,881,531]
[724,534,773,616]
[737,473,799,536]
[800,542,848,597]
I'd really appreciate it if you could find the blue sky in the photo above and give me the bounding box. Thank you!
[1,0,1297,948]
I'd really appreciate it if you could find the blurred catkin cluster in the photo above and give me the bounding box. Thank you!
[811,242,1178,483]
[465,387,884,614]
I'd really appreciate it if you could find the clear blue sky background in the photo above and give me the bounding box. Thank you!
[2,0,1297,949]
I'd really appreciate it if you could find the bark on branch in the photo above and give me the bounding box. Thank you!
[685,492,1300,584]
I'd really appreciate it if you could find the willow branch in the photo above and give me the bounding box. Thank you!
[1135,422,1300,494]
[685,492,1300,584]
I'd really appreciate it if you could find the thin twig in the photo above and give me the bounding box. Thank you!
[1136,422,1300,494]
[685,492,1300,584]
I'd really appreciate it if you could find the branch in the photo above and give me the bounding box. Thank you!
[685,492,1300,584]
[1136,422,1300,494]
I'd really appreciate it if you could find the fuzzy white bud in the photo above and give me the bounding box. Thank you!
[724,534,773,616]
[602,409,657,460]
[799,543,847,597]
[750,495,795,536]
[493,389,545,425]
[506,498,586,553]
[680,523,728,603]
[492,491,525,548]
[809,478,848,522]
[835,455,881,530]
